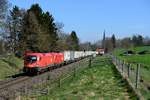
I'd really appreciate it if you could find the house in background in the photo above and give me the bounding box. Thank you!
[96,48,105,55]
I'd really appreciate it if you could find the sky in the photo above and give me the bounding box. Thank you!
[9,0,150,43]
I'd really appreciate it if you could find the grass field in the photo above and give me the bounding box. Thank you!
[113,46,150,81]
[113,46,150,65]
[0,55,23,80]
[35,56,137,100]
[113,46,150,99]
[114,46,150,82]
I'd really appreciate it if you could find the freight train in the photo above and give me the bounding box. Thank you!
[23,51,97,74]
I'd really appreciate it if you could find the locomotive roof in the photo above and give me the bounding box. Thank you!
[25,53,63,56]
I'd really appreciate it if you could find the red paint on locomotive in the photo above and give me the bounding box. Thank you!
[23,52,64,73]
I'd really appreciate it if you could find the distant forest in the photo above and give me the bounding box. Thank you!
[0,0,150,55]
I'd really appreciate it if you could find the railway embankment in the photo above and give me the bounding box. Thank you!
[0,55,23,80]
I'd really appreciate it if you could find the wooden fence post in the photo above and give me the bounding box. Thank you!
[122,61,124,73]
[25,86,27,96]
[58,78,61,88]
[118,59,120,67]
[114,56,116,64]
[135,64,140,89]
[47,75,50,80]
[116,58,119,69]
[89,57,92,68]
[115,57,117,65]
[47,86,49,94]
[116,58,118,65]
[74,67,76,77]
[127,63,130,77]
[118,59,121,71]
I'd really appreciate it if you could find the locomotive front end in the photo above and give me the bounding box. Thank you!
[23,54,41,73]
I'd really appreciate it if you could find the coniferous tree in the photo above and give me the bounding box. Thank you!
[111,34,116,49]
[20,4,58,52]
[67,31,79,50]
[22,6,42,52]
[132,35,143,47]
[137,35,143,46]
[40,12,58,52]
[102,30,105,49]
[132,35,137,46]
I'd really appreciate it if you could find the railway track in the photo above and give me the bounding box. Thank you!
[0,76,29,90]
[0,75,32,100]
[0,57,89,99]
[0,63,64,92]
[0,72,27,87]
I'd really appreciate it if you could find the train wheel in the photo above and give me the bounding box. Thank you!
[36,71,40,75]
[48,67,52,71]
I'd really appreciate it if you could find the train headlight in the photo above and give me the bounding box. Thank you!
[37,57,40,61]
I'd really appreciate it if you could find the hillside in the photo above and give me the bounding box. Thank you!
[0,55,23,80]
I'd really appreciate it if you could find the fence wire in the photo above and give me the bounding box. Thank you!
[111,55,150,99]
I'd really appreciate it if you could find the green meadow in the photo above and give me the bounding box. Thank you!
[113,46,150,65]
[33,56,137,100]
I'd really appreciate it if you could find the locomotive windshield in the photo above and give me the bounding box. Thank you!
[26,56,37,63]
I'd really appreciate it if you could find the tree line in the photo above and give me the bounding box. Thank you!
[0,1,80,55]
[102,33,150,52]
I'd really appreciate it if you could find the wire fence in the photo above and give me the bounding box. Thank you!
[112,55,150,99]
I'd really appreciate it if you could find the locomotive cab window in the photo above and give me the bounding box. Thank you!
[26,56,37,63]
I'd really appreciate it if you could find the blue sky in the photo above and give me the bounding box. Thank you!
[9,0,150,43]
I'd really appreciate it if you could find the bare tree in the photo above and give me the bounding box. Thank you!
[121,37,132,48]
[0,0,8,54]
[79,42,92,50]
[0,0,8,22]
[143,36,150,46]
[105,37,113,52]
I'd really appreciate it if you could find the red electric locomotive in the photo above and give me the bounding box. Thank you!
[23,52,64,73]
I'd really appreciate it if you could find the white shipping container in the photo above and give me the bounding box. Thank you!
[63,51,70,61]
[63,51,74,61]
[74,51,79,59]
